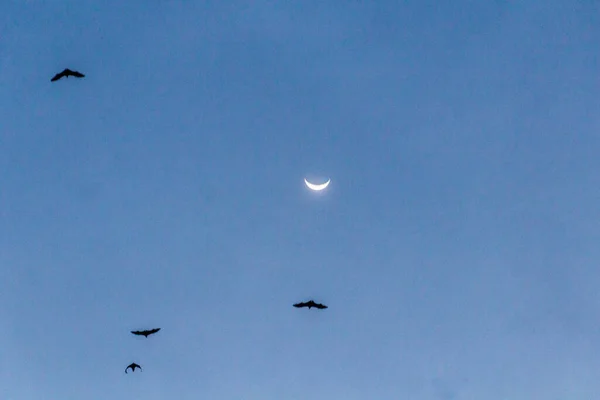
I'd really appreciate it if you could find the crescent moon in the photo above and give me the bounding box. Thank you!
[304,178,330,191]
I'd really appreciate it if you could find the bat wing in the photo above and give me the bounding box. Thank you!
[71,70,85,78]
[131,330,143,336]
[50,71,64,81]
[148,328,161,335]
[315,303,328,309]
[293,302,307,308]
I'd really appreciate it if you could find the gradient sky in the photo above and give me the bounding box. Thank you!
[1,1,600,399]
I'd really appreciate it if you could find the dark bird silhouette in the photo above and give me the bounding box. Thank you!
[50,68,85,82]
[125,363,142,374]
[131,328,161,338]
[293,300,328,310]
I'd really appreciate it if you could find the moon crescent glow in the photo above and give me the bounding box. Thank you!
[304,178,330,191]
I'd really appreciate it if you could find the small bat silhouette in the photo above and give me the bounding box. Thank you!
[131,328,161,337]
[293,300,328,310]
[125,363,142,374]
[51,68,85,82]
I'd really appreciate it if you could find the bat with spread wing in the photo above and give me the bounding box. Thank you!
[293,300,328,310]
[125,363,142,373]
[131,328,161,338]
[51,68,85,82]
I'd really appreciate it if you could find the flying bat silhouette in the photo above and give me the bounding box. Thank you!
[125,363,142,374]
[131,328,161,337]
[293,300,328,310]
[51,68,85,82]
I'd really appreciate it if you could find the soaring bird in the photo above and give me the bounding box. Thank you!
[293,300,328,310]
[131,328,161,338]
[50,68,85,82]
[125,363,142,374]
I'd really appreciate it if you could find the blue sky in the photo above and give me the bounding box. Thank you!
[1,1,599,399]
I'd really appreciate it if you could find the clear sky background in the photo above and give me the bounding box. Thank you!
[1,1,599,399]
